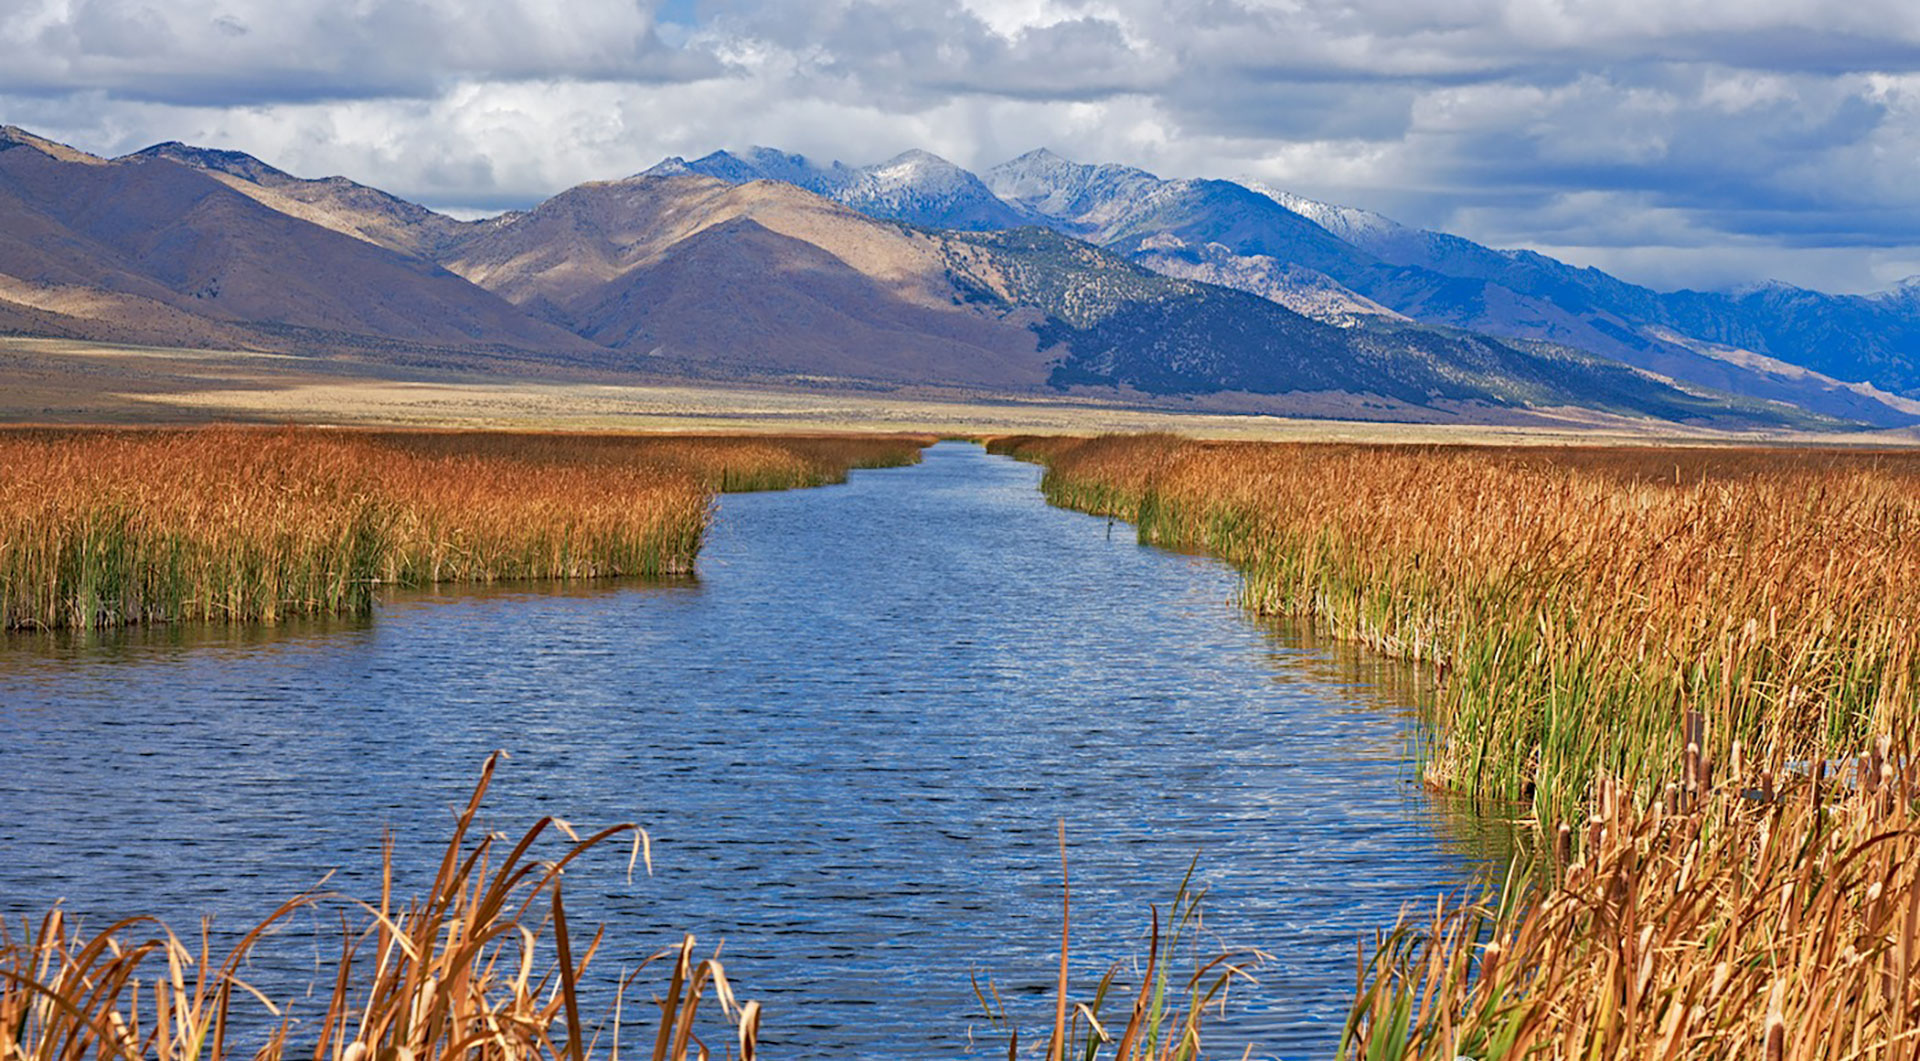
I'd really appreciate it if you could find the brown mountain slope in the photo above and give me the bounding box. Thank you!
[445,174,1050,385]
[568,216,1048,385]
[0,129,598,358]
[0,280,265,350]
[445,176,974,306]
[0,125,104,166]
[124,142,484,259]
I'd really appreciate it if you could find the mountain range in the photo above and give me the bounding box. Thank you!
[4,123,1915,430]
[661,146,1920,427]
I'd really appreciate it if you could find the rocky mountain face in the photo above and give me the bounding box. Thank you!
[661,142,1920,426]
[1240,180,1920,401]
[0,124,1867,428]
[999,153,1920,425]
[1131,235,1405,325]
[438,170,1756,422]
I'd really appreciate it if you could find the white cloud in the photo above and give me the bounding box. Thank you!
[0,0,714,103]
[8,0,1920,291]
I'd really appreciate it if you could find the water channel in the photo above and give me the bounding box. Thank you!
[0,442,1504,1059]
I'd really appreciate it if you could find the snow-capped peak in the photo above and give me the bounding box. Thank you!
[1006,147,1067,165]
[1236,180,1405,245]
[862,149,974,197]
[637,145,1028,229]
[880,148,951,168]
[1730,278,1806,298]
[639,155,691,176]
[833,149,1033,229]
[984,148,1163,221]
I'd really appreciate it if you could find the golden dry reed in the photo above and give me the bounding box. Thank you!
[987,434,1920,822]
[987,433,1920,1060]
[0,755,759,1061]
[0,770,1248,1061]
[1342,741,1920,1061]
[972,836,1266,1061]
[0,427,929,630]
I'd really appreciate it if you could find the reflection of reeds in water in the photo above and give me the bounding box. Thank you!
[987,433,1920,1058]
[0,755,757,1061]
[0,427,930,630]
[1260,614,1441,720]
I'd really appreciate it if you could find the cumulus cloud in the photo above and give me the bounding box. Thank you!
[7,0,1920,291]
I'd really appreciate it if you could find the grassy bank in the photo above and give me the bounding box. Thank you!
[1343,745,1920,1059]
[987,434,1920,822]
[987,433,1920,1058]
[0,427,930,630]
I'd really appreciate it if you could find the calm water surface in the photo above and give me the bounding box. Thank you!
[0,442,1500,1059]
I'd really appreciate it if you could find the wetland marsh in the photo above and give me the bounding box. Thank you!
[0,441,1501,1059]
[994,433,1920,1059]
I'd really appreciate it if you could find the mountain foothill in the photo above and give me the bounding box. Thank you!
[4,123,1917,430]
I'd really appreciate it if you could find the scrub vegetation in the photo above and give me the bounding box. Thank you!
[987,432,1920,1059]
[0,426,930,630]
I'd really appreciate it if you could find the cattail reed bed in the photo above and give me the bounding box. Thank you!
[986,434,1920,822]
[0,426,930,630]
[987,433,1920,1057]
[1342,739,1920,1060]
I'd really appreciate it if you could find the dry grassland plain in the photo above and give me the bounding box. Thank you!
[9,336,1920,446]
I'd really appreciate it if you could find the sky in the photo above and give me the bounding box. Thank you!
[6,0,1920,294]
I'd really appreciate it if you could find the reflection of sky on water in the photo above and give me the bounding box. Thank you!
[0,443,1513,1060]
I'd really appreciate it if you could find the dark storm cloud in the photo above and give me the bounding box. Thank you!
[1595,28,1920,76]
[1160,77,1420,140]
[1402,65,1916,241]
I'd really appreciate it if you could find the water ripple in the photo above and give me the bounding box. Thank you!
[0,442,1505,1059]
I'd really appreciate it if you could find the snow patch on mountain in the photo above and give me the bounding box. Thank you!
[1133,234,1404,326]
[1873,276,1920,309]
[1237,181,1404,246]
[1730,278,1811,298]
[642,147,1029,230]
[856,149,974,198]
[984,148,1166,229]
[1232,179,1498,272]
